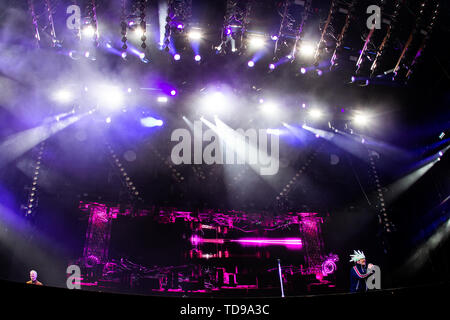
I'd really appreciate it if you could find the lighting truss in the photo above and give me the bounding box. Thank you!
[162,0,192,51]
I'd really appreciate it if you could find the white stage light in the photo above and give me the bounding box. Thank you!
[353,112,370,126]
[96,86,124,109]
[309,109,323,119]
[52,89,73,104]
[188,29,202,40]
[82,25,95,38]
[157,96,168,103]
[248,36,265,49]
[299,42,315,58]
[261,102,278,115]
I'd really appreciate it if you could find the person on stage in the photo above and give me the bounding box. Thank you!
[26,270,43,285]
[349,250,373,292]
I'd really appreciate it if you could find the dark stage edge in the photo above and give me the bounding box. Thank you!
[4,279,447,318]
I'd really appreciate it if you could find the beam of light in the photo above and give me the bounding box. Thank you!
[51,89,73,104]
[140,116,164,127]
[82,25,95,39]
[157,96,168,103]
[188,29,203,41]
[94,85,124,109]
[403,218,450,276]
[248,35,266,50]
[0,198,68,285]
[158,1,168,48]
[308,108,323,119]
[201,92,227,114]
[298,41,315,58]
[352,112,371,127]
[301,124,335,140]
[0,113,85,168]
[213,117,280,176]
[182,116,194,131]
[385,155,441,204]
[260,102,278,116]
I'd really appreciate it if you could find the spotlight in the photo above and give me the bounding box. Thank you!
[106,42,112,49]
[188,29,202,40]
[439,132,445,139]
[84,51,91,58]
[157,96,168,103]
[127,88,132,93]
[96,86,124,109]
[52,89,73,104]
[121,52,127,59]
[141,117,164,127]
[300,67,307,74]
[316,69,323,76]
[204,92,226,111]
[269,63,275,70]
[261,102,278,115]
[298,41,315,58]
[139,52,145,59]
[248,35,265,49]
[352,112,370,126]
[170,90,177,96]
[134,27,145,38]
[173,53,181,60]
[438,151,444,157]
[177,23,184,30]
[194,54,202,61]
[82,25,95,38]
[105,117,112,123]
[309,109,323,119]
[271,35,278,41]
[259,98,264,104]
[248,60,255,67]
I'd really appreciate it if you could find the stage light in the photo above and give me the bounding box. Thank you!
[170,90,177,96]
[302,103,306,108]
[96,86,124,109]
[439,151,444,157]
[299,41,315,57]
[121,52,127,59]
[106,42,112,49]
[139,52,145,59]
[300,67,307,74]
[248,36,265,49]
[439,132,445,139]
[177,23,184,30]
[269,63,275,70]
[157,96,168,103]
[309,109,323,119]
[141,117,164,127]
[271,35,278,41]
[261,102,278,115]
[52,89,73,104]
[248,60,255,67]
[82,25,95,38]
[353,112,370,126]
[84,51,90,58]
[134,27,145,38]
[316,69,323,76]
[194,54,202,61]
[173,53,181,60]
[259,98,264,104]
[127,88,132,93]
[105,117,112,123]
[188,29,202,40]
[204,92,225,109]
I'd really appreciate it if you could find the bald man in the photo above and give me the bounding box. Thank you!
[26,270,43,285]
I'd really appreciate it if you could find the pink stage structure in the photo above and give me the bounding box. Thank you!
[75,201,339,295]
